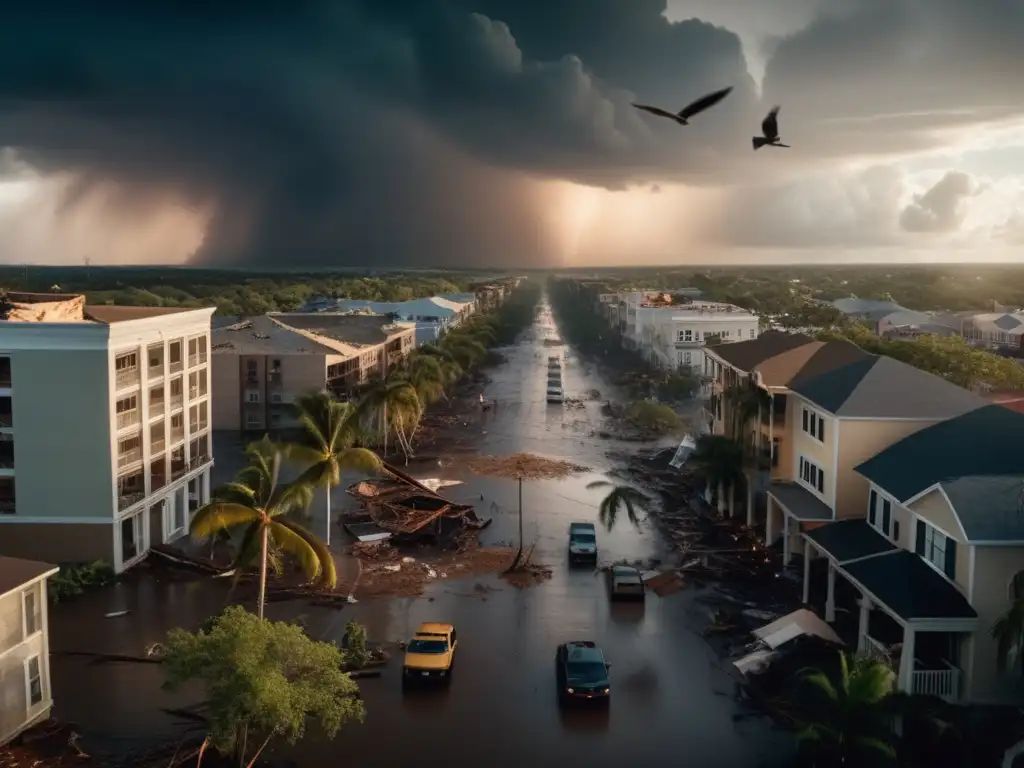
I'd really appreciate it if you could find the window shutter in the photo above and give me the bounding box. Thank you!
[915,520,926,555]
[818,418,825,441]
[869,490,877,524]
[944,538,957,580]
[882,500,891,535]
[817,469,824,493]
[802,409,809,432]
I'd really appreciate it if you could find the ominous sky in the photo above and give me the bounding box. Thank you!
[0,0,1021,268]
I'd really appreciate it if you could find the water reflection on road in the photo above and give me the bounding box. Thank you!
[48,300,792,767]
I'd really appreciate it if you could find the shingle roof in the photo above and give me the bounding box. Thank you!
[706,330,813,371]
[767,481,833,521]
[211,315,346,356]
[805,520,898,563]
[842,551,977,621]
[941,475,1024,541]
[754,339,870,388]
[789,355,986,418]
[0,556,58,599]
[855,405,1024,500]
[272,313,409,346]
[994,314,1023,331]
[855,405,1024,541]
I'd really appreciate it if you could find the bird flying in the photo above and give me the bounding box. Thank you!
[753,106,790,149]
[632,87,733,126]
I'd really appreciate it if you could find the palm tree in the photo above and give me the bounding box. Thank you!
[689,434,745,490]
[723,383,768,442]
[788,652,898,766]
[440,334,487,371]
[285,392,383,547]
[354,378,422,461]
[403,354,448,405]
[586,481,656,532]
[992,571,1024,672]
[417,344,463,387]
[190,437,335,618]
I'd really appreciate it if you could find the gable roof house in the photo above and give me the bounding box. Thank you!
[765,354,987,567]
[802,405,1024,703]
[702,331,872,523]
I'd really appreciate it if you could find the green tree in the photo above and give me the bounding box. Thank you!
[402,353,449,405]
[286,393,382,547]
[440,333,487,370]
[625,401,683,433]
[788,652,898,766]
[355,379,422,460]
[586,481,656,531]
[190,437,335,618]
[723,384,769,443]
[992,571,1024,673]
[163,605,364,767]
[688,434,745,491]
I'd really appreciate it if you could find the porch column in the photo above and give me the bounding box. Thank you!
[897,625,917,694]
[782,515,792,565]
[746,482,754,528]
[857,596,872,653]
[201,469,211,505]
[825,563,836,622]
[802,538,812,604]
[717,480,726,516]
[765,497,775,546]
[727,483,736,518]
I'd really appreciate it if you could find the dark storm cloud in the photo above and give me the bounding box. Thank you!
[0,1,757,267]
[760,0,1024,162]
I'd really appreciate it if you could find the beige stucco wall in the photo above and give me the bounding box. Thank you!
[12,349,115,520]
[964,545,1024,703]
[211,354,241,430]
[0,580,51,744]
[788,397,835,506]
[834,419,937,520]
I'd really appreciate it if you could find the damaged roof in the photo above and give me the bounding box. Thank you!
[706,330,814,372]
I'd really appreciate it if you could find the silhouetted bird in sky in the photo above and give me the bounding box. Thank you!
[632,87,733,126]
[753,107,790,149]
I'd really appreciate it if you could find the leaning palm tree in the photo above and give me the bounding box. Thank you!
[403,354,448,406]
[586,481,656,532]
[417,344,463,387]
[689,433,745,495]
[285,392,383,546]
[190,437,335,618]
[440,334,487,371]
[787,652,898,766]
[354,378,422,461]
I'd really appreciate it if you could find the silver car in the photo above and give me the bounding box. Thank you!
[607,565,645,600]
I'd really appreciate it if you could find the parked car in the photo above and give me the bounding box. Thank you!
[403,622,457,685]
[568,522,597,563]
[547,386,564,404]
[607,564,645,600]
[556,641,611,705]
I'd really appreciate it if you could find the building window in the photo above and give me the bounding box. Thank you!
[798,456,825,494]
[683,351,692,365]
[678,329,693,342]
[868,489,878,525]
[23,588,38,636]
[25,655,42,706]
[246,391,260,403]
[916,520,957,580]
[749,328,756,339]
[869,490,896,538]
[801,407,825,442]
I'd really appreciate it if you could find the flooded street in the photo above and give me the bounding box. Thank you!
[47,298,791,767]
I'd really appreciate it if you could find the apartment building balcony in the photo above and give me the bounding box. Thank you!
[149,395,165,419]
[188,353,205,368]
[148,343,165,380]
[169,342,184,375]
[115,365,140,391]
[117,469,145,511]
[170,390,184,410]
[188,384,208,400]
[169,424,185,445]
[170,450,188,481]
[116,408,141,431]
[744,444,777,471]
[116,433,143,470]
[267,371,283,387]
[150,458,167,492]
[189,415,209,434]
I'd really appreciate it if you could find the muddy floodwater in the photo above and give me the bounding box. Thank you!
[47,300,793,767]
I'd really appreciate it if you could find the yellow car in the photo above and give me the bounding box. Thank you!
[402,622,457,685]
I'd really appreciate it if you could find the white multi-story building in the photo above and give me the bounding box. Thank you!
[0,293,216,573]
[625,293,759,373]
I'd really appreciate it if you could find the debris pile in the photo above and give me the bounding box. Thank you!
[344,463,487,548]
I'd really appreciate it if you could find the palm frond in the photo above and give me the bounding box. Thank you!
[798,670,840,703]
[268,517,337,588]
[190,502,261,540]
[335,447,383,474]
[850,736,897,759]
[231,521,264,570]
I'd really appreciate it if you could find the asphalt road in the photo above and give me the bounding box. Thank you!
[48,299,792,767]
